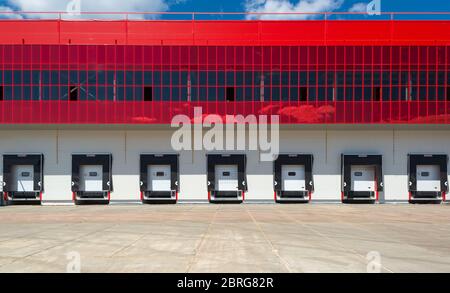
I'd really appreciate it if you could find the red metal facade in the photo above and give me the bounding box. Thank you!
[1,20,450,46]
[0,19,450,124]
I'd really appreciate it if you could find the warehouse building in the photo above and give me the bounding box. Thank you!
[0,13,450,205]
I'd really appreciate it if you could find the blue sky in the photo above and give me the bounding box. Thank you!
[0,0,449,20]
[171,0,450,13]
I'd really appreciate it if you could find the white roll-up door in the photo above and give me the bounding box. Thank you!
[281,165,306,191]
[350,165,376,192]
[215,165,239,191]
[148,165,171,191]
[416,165,440,192]
[12,165,34,192]
[80,165,103,192]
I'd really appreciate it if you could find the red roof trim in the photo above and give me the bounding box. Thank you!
[0,20,449,46]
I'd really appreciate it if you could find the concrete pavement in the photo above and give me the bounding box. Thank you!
[0,204,449,273]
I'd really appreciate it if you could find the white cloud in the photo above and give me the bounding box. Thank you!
[4,0,173,19]
[0,5,23,19]
[348,2,368,13]
[244,0,344,20]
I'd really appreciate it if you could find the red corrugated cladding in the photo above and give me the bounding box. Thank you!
[0,20,449,125]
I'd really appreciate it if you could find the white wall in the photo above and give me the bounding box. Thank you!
[0,128,449,203]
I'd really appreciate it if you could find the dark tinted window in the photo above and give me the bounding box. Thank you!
[144,87,152,102]
[226,87,235,102]
[69,86,79,101]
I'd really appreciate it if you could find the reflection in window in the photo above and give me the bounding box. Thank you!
[0,67,448,102]
[69,86,79,101]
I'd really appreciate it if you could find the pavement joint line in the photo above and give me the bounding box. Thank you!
[300,206,401,272]
[1,205,450,272]
[372,222,450,259]
[244,205,293,273]
[0,222,118,270]
[0,220,77,244]
[0,222,78,250]
[108,233,148,258]
[328,221,399,273]
[108,205,197,258]
[276,207,395,273]
[185,205,219,273]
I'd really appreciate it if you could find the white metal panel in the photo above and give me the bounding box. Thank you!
[80,165,103,192]
[416,165,440,192]
[281,165,306,191]
[3,128,450,203]
[148,165,171,191]
[351,165,376,192]
[11,165,34,192]
[215,165,239,191]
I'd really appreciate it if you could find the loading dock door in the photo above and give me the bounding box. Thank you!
[351,165,376,192]
[215,165,238,191]
[11,165,34,192]
[80,165,103,192]
[416,165,440,192]
[281,165,306,191]
[148,165,171,191]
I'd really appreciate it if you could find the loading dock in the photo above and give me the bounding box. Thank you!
[2,154,44,203]
[207,154,247,203]
[274,154,314,203]
[72,154,112,204]
[408,154,448,202]
[341,154,383,203]
[140,154,179,203]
